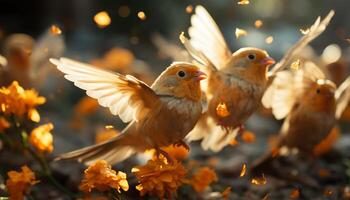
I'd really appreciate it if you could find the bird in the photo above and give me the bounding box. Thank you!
[253,61,350,169]
[180,5,334,152]
[50,58,207,165]
[0,28,65,89]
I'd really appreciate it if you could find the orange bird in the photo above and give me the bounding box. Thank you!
[253,62,350,168]
[50,58,206,165]
[181,5,334,152]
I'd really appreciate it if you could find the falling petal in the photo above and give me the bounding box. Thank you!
[138,11,146,20]
[254,20,263,28]
[265,36,274,44]
[238,0,250,5]
[242,131,256,143]
[251,174,267,185]
[222,187,232,200]
[186,5,193,13]
[50,25,62,35]
[235,28,248,39]
[216,102,230,117]
[240,163,247,177]
[94,11,111,28]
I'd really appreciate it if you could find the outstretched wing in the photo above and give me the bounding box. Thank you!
[50,57,160,123]
[268,10,335,77]
[335,76,350,119]
[188,5,232,69]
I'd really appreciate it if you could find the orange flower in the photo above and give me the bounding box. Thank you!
[29,123,54,153]
[0,81,45,121]
[0,117,10,132]
[79,160,129,193]
[132,158,187,199]
[190,167,218,193]
[74,96,99,116]
[6,165,39,200]
[161,145,189,161]
[95,128,119,144]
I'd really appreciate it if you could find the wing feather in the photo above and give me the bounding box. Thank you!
[268,10,335,76]
[335,76,350,119]
[50,57,159,122]
[188,5,232,69]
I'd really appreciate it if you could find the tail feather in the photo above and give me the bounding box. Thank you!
[55,134,135,165]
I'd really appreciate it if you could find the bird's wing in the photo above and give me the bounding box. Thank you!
[0,54,7,72]
[188,5,232,70]
[30,28,65,75]
[335,76,350,119]
[268,10,335,77]
[262,70,296,119]
[151,33,192,62]
[50,57,159,123]
[179,32,216,72]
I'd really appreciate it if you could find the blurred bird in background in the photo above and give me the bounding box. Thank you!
[0,27,65,89]
[181,5,335,152]
[50,58,206,165]
[253,61,350,171]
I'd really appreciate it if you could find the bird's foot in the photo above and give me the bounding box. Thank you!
[156,148,174,164]
[173,140,190,152]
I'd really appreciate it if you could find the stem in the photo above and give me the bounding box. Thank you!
[20,130,76,197]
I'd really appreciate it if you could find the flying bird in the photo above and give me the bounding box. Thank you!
[181,5,335,152]
[253,61,350,169]
[50,58,206,165]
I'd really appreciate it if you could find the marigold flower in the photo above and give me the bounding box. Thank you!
[6,165,39,200]
[161,145,189,161]
[0,81,45,121]
[0,117,10,132]
[241,131,256,143]
[190,167,218,193]
[132,158,187,199]
[29,123,54,153]
[79,160,129,193]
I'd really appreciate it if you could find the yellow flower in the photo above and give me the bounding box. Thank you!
[190,167,218,193]
[29,123,54,153]
[6,165,39,200]
[0,117,10,132]
[132,158,187,199]
[0,81,45,121]
[79,160,129,193]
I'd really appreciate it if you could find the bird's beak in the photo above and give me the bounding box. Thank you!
[260,57,276,66]
[193,70,207,81]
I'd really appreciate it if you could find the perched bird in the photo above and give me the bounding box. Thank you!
[50,58,206,165]
[254,62,350,169]
[181,5,334,152]
[0,28,65,89]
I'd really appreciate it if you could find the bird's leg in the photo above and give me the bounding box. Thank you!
[155,148,174,164]
[173,140,190,151]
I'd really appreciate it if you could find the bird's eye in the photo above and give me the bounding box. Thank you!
[177,70,186,77]
[316,89,321,94]
[247,54,255,60]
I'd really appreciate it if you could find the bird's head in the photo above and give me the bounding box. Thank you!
[152,62,207,101]
[223,47,275,83]
[302,79,336,112]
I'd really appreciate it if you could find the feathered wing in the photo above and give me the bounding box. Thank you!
[263,61,323,120]
[30,28,65,76]
[188,5,232,70]
[50,57,160,123]
[152,33,192,62]
[335,76,350,119]
[268,10,335,77]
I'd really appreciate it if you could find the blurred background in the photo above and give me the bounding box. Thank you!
[0,0,350,199]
